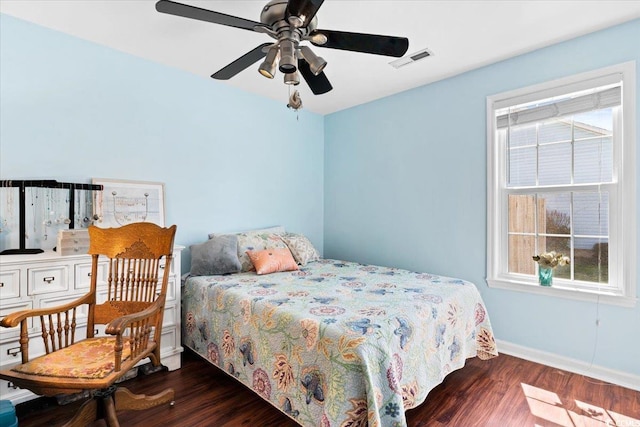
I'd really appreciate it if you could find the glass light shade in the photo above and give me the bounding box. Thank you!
[284,71,300,85]
[279,40,297,74]
[258,45,279,79]
[300,46,326,76]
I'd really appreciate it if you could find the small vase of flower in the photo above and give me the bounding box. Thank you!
[532,251,570,286]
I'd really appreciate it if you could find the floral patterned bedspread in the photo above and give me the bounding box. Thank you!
[182,259,497,427]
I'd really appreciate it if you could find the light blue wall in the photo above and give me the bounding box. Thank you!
[2,12,639,377]
[0,14,325,272]
[325,19,640,375]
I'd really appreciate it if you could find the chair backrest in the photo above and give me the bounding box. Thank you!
[86,223,177,336]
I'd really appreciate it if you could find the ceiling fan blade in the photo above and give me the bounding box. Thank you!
[156,0,262,32]
[212,43,272,80]
[298,58,332,95]
[310,29,409,57]
[286,0,324,28]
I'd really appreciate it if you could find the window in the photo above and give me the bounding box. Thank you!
[486,62,636,306]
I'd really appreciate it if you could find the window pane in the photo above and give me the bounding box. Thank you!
[509,195,537,233]
[539,119,572,143]
[537,236,571,279]
[539,142,571,185]
[574,237,608,283]
[509,123,536,148]
[574,108,613,136]
[509,234,535,275]
[574,137,613,183]
[509,146,536,186]
[541,236,571,256]
[574,192,608,236]
[538,193,571,235]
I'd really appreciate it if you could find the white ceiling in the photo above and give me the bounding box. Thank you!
[2,1,640,115]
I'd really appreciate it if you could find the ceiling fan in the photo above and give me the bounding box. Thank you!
[155,0,409,96]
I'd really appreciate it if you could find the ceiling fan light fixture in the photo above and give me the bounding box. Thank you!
[284,70,300,85]
[300,46,326,76]
[279,40,297,74]
[288,15,304,28]
[258,45,279,79]
[309,33,328,45]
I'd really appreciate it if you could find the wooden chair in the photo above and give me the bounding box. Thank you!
[0,222,177,427]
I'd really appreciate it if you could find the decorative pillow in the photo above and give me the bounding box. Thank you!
[280,232,320,265]
[208,226,285,240]
[190,235,241,276]
[246,248,299,275]
[236,231,288,272]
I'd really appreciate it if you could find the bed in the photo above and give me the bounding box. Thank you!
[182,253,497,427]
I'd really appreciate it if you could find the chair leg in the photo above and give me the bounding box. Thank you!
[103,395,120,427]
[61,387,121,427]
[61,386,173,426]
[114,386,175,411]
[61,398,98,427]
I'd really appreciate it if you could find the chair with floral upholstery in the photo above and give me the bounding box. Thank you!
[0,222,177,427]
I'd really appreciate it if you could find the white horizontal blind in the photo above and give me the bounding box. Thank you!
[497,86,621,129]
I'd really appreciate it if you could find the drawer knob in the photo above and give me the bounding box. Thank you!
[43,276,55,284]
[0,282,4,287]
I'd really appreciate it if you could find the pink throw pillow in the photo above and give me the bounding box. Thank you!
[246,248,299,275]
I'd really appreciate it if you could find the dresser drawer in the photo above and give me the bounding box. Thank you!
[159,257,175,277]
[39,294,91,324]
[58,237,90,246]
[160,327,177,352]
[165,278,176,302]
[28,265,69,295]
[0,334,46,364]
[162,303,177,327]
[0,269,20,300]
[57,243,90,256]
[0,378,37,403]
[0,301,34,338]
[74,261,108,290]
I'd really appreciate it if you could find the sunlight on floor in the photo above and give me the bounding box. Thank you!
[521,383,640,427]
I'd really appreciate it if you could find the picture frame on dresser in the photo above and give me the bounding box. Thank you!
[92,178,165,228]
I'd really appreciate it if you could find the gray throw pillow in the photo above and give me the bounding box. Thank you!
[190,235,241,276]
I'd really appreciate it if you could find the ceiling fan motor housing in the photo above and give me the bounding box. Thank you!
[260,1,316,75]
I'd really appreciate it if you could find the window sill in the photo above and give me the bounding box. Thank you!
[486,277,637,308]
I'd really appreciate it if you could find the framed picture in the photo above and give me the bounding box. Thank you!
[92,178,165,228]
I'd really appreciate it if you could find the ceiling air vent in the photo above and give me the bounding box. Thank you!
[389,48,433,69]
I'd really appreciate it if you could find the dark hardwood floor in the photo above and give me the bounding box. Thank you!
[14,349,640,426]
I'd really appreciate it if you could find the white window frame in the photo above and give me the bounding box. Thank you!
[486,62,636,307]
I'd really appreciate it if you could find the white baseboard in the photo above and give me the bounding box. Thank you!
[496,339,640,392]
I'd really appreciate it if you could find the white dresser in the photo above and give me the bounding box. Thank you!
[0,246,184,404]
